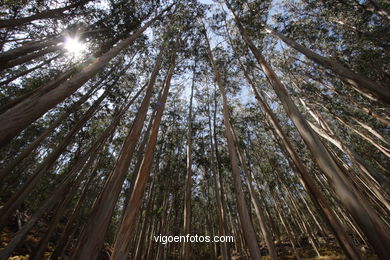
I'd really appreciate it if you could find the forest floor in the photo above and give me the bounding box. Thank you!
[1,219,379,260]
[232,240,379,260]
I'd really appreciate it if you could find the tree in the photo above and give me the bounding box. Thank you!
[1,0,389,259]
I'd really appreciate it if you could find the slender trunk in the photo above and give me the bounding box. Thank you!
[207,87,230,260]
[134,183,155,260]
[144,214,157,260]
[0,64,76,115]
[49,157,101,260]
[297,190,327,237]
[205,30,262,260]
[49,91,141,260]
[182,62,195,260]
[308,119,390,204]
[333,112,390,158]
[71,47,165,260]
[121,109,156,220]
[262,198,281,243]
[232,129,279,260]
[0,38,58,62]
[352,117,390,146]
[0,176,73,260]
[110,51,176,260]
[292,81,390,189]
[281,183,321,256]
[156,187,171,260]
[271,191,300,260]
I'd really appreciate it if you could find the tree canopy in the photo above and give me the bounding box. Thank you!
[0,0,389,259]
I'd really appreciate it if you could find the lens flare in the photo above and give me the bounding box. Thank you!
[64,37,86,58]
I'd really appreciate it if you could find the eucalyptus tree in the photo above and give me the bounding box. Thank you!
[1,0,389,259]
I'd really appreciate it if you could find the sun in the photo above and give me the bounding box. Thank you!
[64,36,87,58]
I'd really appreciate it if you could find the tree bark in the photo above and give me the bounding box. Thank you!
[30,151,100,260]
[48,89,143,260]
[232,128,279,260]
[110,51,176,260]
[205,30,262,260]
[207,86,230,260]
[71,47,165,260]
[133,182,155,260]
[182,61,195,260]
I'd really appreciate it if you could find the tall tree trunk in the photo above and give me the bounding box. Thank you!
[49,156,101,260]
[270,189,301,260]
[301,71,390,127]
[0,64,77,115]
[290,77,390,190]
[110,51,176,260]
[155,185,171,260]
[182,62,195,260]
[304,107,390,202]
[134,182,155,260]
[71,47,165,260]
[49,88,144,260]
[0,38,59,63]
[227,4,390,258]
[207,86,230,260]
[280,182,321,256]
[232,129,279,260]
[332,111,390,158]
[120,107,156,220]
[30,150,100,260]
[205,30,262,260]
